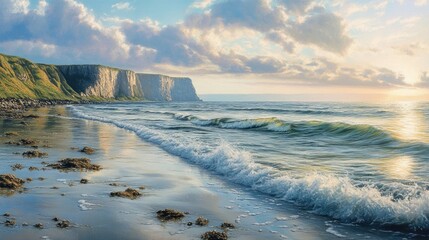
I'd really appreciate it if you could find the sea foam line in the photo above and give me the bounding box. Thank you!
[69,106,429,232]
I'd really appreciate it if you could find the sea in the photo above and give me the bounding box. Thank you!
[69,101,429,234]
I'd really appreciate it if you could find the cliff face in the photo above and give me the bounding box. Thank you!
[0,53,200,101]
[57,65,143,99]
[138,74,200,101]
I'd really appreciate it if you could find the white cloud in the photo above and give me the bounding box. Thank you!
[0,0,418,89]
[112,2,132,10]
[415,0,428,6]
[191,0,213,9]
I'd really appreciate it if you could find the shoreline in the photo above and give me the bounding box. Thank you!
[0,104,423,239]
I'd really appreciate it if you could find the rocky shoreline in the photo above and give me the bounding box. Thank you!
[0,98,88,119]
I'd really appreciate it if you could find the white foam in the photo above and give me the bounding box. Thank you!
[78,199,98,211]
[69,106,429,231]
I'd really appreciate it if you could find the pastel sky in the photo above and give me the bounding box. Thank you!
[1,0,428,101]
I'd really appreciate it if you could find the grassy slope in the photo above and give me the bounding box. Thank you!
[0,53,79,99]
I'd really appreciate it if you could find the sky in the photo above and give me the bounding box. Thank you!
[0,0,428,101]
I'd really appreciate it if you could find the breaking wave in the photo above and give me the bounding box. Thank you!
[70,106,429,232]
[174,114,397,145]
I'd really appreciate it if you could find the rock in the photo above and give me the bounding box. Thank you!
[3,213,10,217]
[221,222,235,229]
[6,138,36,146]
[11,164,24,171]
[28,166,39,171]
[0,174,25,189]
[79,146,95,155]
[80,179,88,184]
[56,220,70,228]
[48,158,101,171]
[4,219,16,227]
[156,209,185,222]
[201,231,228,240]
[110,188,141,199]
[52,217,59,222]
[34,223,43,229]
[23,114,39,119]
[4,132,19,136]
[187,222,193,226]
[22,150,48,158]
[195,217,209,226]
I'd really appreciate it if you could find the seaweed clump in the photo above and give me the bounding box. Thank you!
[220,222,235,229]
[201,231,228,240]
[79,146,95,155]
[56,220,70,228]
[11,164,24,171]
[195,217,209,226]
[0,174,25,189]
[48,158,101,171]
[110,188,141,199]
[156,209,185,222]
[6,138,36,146]
[22,150,48,158]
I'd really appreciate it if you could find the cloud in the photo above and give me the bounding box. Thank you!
[0,0,141,64]
[0,0,410,89]
[416,72,429,87]
[121,20,207,66]
[278,0,313,14]
[392,42,424,56]
[415,0,428,6]
[112,2,132,10]
[186,0,352,54]
[287,11,353,54]
[191,0,213,9]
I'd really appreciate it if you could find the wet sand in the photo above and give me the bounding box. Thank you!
[0,106,420,239]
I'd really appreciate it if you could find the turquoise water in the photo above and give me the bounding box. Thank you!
[70,101,429,233]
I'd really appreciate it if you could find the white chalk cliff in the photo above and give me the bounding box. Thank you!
[57,65,200,101]
[138,74,200,101]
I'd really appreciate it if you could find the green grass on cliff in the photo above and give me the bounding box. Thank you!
[0,53,79,99]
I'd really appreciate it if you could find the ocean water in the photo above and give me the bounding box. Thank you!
[69,101,429,234]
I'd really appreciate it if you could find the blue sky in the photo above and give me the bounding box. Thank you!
[1,0,429,100]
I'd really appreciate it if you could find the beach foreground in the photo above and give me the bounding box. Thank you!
[0,105,424,239]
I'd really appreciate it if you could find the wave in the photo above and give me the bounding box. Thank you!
[174,114,396,145]
[70,106,429,232]
[224,107,393,117]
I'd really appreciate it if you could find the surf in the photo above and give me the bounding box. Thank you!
[70,106,429,233]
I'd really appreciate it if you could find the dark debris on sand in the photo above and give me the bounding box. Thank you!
[22,150,48,158]
[4,132,19,137]
[110,188,141,199]
[80,178,89,184]
[0,174,25,189]
[79,146,95,155]
[195,217,209,226]
[48,158,101,171]
[4,219,16,227]
[6,138,36,146]
[201,231,228,240]
[11,164,24,171]
[156,209,185,222]
[220,222,235,229]
[56,220,71,228]
[33,223,43,229]
[28,166,39,171]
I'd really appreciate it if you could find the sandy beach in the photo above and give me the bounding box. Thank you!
[0,105,423,240]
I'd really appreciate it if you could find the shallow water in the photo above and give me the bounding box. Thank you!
[68,101,429,234]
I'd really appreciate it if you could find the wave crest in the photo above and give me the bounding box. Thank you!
[70,106,429,232]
